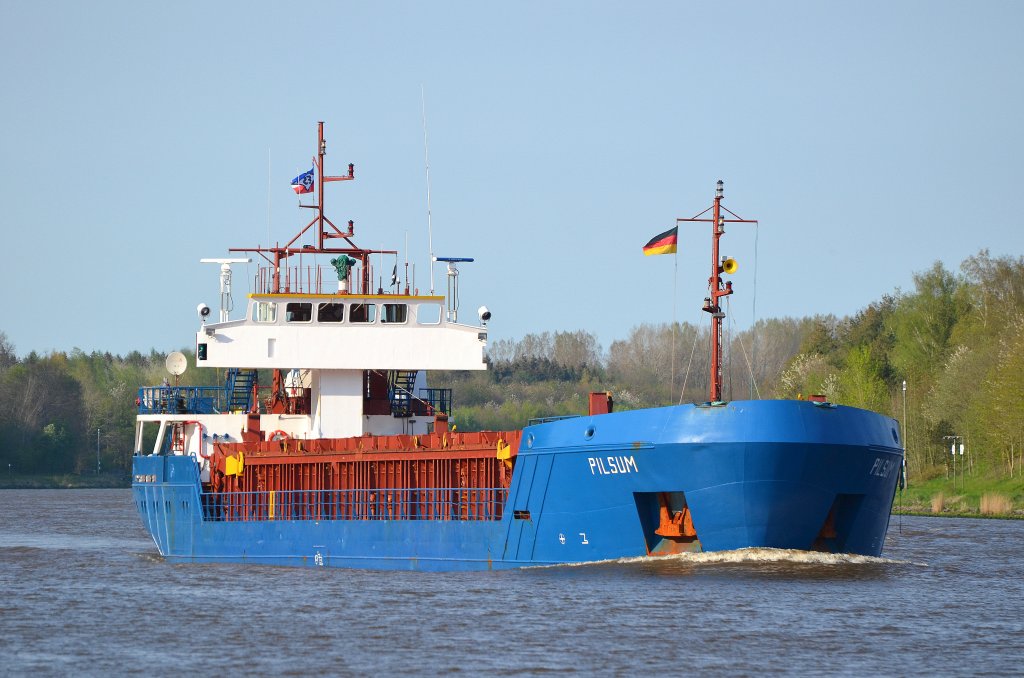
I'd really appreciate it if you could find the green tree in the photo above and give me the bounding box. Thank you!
[836,345,888,412]
[775,353,837,400]
[0,331,16,371]
[889,262,961,383]
[980,314,1024,476]
[0,354,86,473]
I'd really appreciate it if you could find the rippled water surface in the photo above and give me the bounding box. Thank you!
[2,490,1022,675]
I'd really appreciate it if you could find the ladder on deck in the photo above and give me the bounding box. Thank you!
[389,370,418,417]
[226,368,257,412]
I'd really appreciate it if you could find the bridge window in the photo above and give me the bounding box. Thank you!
[317,302,345,323]
[349,303,377,323]
[253,302,277,323]
[285,302,312,323]
[417,303,441,324]
[381,303,407,324]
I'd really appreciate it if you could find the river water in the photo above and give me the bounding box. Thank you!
[1,490,1022,676]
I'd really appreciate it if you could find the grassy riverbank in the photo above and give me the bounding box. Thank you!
[892,474,1024,518]
[0,473,129,489]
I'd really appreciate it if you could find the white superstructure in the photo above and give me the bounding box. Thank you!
[134,120,490,481]
[198,294,486,371]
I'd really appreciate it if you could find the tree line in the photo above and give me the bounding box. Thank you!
[0,344,218,476]
[2,249,1022,482]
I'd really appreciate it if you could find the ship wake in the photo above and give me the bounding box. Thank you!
[541,547,921,569]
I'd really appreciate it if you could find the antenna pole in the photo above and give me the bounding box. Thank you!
[317,121,326,250]
[200,258,252,322]
[422,85,436,294]
[267,147,272,249]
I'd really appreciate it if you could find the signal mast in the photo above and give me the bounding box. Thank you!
[230,121,397,294]
[226,122,399,412]
[676,180,758,402]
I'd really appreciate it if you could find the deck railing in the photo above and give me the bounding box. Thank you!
[137,386,227,415]
[254,264,383,295]
[200,487,508,523]
[137,385,314,416]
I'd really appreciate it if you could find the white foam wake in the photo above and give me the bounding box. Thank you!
[538,547,920,568]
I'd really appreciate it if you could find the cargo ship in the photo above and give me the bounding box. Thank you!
[131,122,904,570]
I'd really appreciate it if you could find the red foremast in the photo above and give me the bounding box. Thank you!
[676,181,758,402]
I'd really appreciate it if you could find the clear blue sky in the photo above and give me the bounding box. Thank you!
[1,1,1022,357]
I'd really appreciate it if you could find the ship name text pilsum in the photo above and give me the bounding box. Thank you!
[588,456,638,475]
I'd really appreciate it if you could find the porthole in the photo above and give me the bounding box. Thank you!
[584,425,596,440]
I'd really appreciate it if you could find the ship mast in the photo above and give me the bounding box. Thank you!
[676,180,758,402]
[230,121,396,294]
[226,121,398,413]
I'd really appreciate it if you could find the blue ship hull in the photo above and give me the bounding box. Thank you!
[132,400,903,570]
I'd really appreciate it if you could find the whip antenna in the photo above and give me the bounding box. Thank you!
[421,85,436,294]
[267,147,272,247]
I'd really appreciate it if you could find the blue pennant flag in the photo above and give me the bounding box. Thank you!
[291,168,314,195]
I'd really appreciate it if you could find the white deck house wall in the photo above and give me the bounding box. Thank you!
[196,295,486,371]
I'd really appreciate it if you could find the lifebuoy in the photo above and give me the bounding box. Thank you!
[269,429,289,442]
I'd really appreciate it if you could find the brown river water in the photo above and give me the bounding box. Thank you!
[1,489,1022,676]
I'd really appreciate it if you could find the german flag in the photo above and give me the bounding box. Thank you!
[642,226,678,256]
